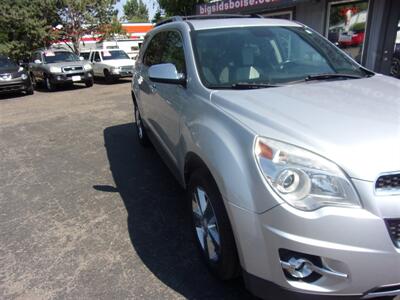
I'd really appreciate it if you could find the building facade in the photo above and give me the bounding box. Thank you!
[196,0,400,78]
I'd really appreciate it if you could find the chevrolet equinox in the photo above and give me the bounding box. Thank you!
[131,15,400,300]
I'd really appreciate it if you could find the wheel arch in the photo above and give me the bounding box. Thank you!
[184,152,215,189]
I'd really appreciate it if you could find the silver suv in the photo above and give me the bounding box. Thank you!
[131,15,400,300]
[29,48,94,91]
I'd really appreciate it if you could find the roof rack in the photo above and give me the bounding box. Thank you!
[155,14,264,27]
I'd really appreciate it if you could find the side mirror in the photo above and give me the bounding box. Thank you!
[34,59,42,64]
[79,56,84,61]
[148,63,186,86]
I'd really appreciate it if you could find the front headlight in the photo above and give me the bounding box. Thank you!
[83,64,92,71]
[49,66,62,73]
[254,137,361,211]
[21,73,28,80]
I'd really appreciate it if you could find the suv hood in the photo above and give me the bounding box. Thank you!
[211,75,400,181]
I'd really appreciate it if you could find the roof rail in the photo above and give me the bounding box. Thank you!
[155,14,264,27]
[155,16,183,27]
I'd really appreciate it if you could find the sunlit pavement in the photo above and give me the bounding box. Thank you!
[0,81,253,299]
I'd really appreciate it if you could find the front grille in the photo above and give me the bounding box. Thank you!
[65,72,85,78]
[375,173,400,193]
[385,219,400,248]
[121,66,133,72]
[63,66,83,72]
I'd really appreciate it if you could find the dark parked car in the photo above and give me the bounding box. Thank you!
[0,55,33,95]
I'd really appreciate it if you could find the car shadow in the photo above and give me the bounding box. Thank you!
[33,82,88,93]
[101,122,255,299]
[94,77,132,85]
[0,92,31,100]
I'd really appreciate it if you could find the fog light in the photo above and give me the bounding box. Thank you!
[279,249,348,282]
[283,257,314,279]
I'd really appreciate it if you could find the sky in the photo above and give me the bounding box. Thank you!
[115,0,159,21]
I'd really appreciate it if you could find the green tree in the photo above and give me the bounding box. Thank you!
[0,0,59,60]
[151,10,164,23]
[123,0,149,22]
[157,0,210,16]
[57,0,121,54]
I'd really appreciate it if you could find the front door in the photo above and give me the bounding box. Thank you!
[139,30,187,165]
[91,51,102,76]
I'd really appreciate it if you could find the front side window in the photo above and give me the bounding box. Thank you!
[101,50,129,60]
[193,26,368,88]
[43,51,80,63]
[93,52,101,62]
[161,31,186,74]
[143,32,165,67]
[143,31,186,74]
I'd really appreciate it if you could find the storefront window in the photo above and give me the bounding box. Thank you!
[262,10,293,20]
[327,0,369,63]
[390,20,400,78]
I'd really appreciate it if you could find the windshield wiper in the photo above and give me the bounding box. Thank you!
[231,82,280,89]
[305,73,363,81]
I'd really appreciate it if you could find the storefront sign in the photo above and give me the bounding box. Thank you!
[197,0,289,15]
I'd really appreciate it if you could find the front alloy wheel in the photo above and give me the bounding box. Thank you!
[192,187,221,262]
[188,169,240,280]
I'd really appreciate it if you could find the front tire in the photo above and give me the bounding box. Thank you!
[85,78,94,87]
[188,168,240,280]
[45,76,55,92]
[104,69,114,83]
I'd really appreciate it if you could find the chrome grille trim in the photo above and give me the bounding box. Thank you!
[62,66,84,72]
[375,172,400,195]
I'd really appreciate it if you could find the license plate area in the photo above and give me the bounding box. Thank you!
[72,75,81,82]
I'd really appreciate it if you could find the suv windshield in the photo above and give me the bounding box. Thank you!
[43,51,80,63]
[101,50,129,60]
[193,26,369,88]
[0,57,18,68]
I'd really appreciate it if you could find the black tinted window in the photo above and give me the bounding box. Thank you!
[143,31,186,73]
[143,32,165,67]
[162,31,186,74]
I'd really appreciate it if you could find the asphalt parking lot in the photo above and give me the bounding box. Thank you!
[0,81,254,300]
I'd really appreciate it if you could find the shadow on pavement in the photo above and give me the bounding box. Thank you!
[94,77,131,85]
[0,91,31,100]
[101,122,255,300]
[34,82,88,93]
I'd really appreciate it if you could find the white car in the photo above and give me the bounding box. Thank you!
[88,49,134,82]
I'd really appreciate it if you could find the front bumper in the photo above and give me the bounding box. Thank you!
[0,77,32,94]
[110,68,134,78]
[227,188,400,299]
[49,71,93,84]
